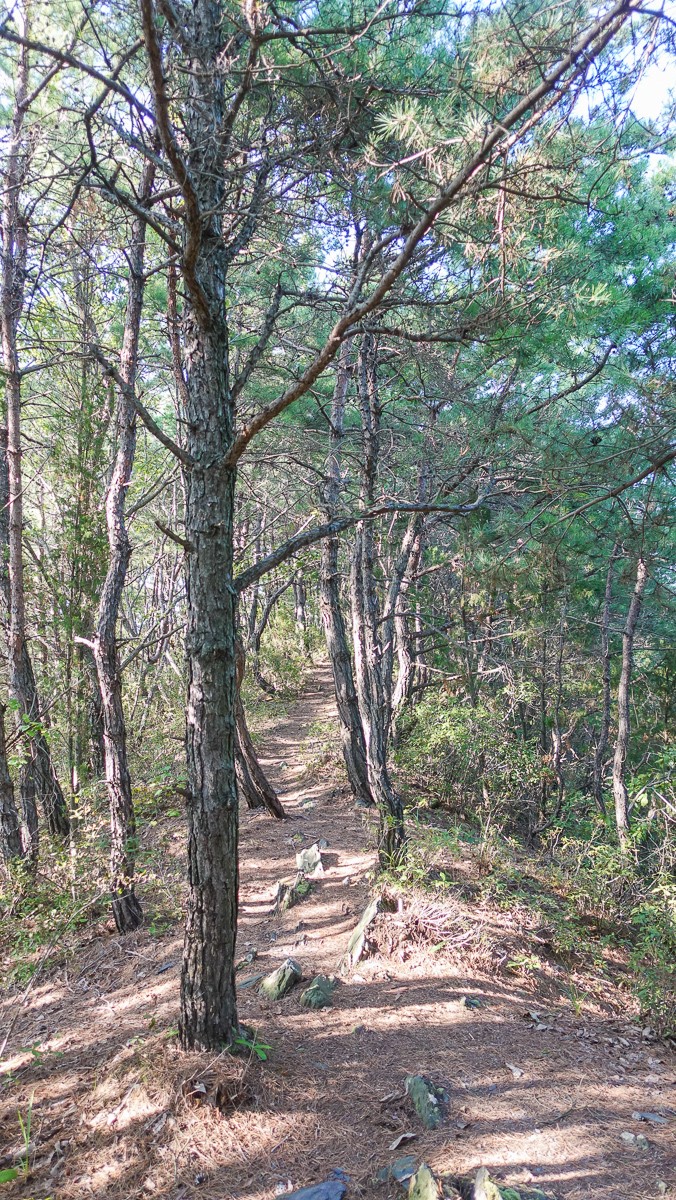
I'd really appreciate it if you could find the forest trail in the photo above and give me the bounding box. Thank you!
[1,667,674,1200]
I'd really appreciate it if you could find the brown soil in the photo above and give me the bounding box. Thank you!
[1,666,674,1200]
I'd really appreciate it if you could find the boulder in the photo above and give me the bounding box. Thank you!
[259,958,302,1000]
[300,975,336,1009]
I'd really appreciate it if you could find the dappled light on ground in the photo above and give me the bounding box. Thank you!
[1,668,674,1199]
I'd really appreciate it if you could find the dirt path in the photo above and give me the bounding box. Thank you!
[1,668,674,1200]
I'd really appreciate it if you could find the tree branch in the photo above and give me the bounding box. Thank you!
[138,0,211,325]
[225,0,639,465]
[526,343,616,416]
[87,344,195,467]
[234,492,493,592]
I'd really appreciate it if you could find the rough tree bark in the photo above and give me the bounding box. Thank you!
[143,0,243,1050]
[592,541,620,816]
[320,341,373,808]
[1,14,69,843]
[91,162,154,933]
[612,555,647,853]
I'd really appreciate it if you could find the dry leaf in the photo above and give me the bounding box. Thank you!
[389,1132,417,1150]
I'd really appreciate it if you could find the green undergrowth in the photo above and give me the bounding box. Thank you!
[254,602,325,694]
[0,772,184,989]
[394,692,675,1038]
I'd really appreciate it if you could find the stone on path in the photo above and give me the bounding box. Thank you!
[340,896,389,971]
[408,1164,442,1199]
[376,1155,417,1184]
[273,873,311,914]
[285,1183,346,1200]
[442,1168,557,1200]
[296,843,324,875]
[472,1167,503,1200]
[405,1074,447,1130]
[259,958,302,1000]
[300,975,336,1009]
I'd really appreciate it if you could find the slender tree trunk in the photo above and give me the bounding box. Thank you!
[381,516,423,736]
[293,570,307,637]
[551,612,566,817]
[92,161,154,933]
[538,621,549,822]
[391,528,423,733]
[319,341,373,808]
[351,524,405,863]
[351,335,405,862]
[592,542,620,816]
[392,593,415,715]
[0,427,35,856]
[321,535,374,808]
[250,576,291,695]
[382,414,433,736]
[87,665,105,778]
[0,702,22,861]
[413,603,428,690]
[612,556,647,852]
[460,587,491,807]
[1,16,68,843]
[245,512,277,694]
[234,639,285,818]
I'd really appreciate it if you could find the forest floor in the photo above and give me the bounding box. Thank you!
[0,665,675,1200]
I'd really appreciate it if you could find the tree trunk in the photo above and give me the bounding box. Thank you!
[392,595,415,718]
[0,702,22,861]
[385,521,425,736]
[174,1,240,1049]
[551,612,566,818]
[319,342,373,808]
[92,161,154,933]
[351,524,405,863]
[250,576,292,695]
[351,335,405,863]
[382,414,433,736]
[612,556,647,853]
[592,542,620,816]
[1,15,69,844]
[391,529,423,731]
[234,639,286,819]
[538,621,549,824]
[293,570,307,636]
[381,517,420,735]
